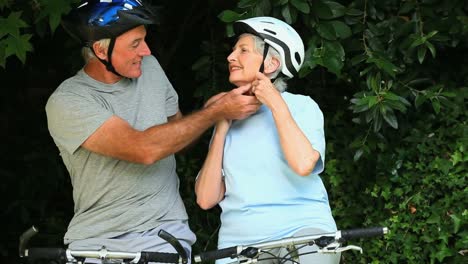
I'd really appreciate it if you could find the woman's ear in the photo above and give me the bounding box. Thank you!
[264,57,280,74]
[92,42,107,60]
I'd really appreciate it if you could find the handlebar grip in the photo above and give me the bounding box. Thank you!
[193,246,238,262]
[26,248,68,262]
[141,252,180,263]
[157,229,188,262]
[340,227,388,240]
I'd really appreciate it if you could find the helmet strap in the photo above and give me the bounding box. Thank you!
[92,38,123,77]
[259,42,270,73]
[258,42,277,83]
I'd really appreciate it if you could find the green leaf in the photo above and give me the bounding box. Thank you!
[4,34,33,64]
[431,98,441,113]
[415,94,427,108]
[318,40,345,75]
[254,0,272,16]
[383,92,400,101]
[410,36,426,48]
[316,21,337,40]
[37,0,73,33]
[330,21,352,39]
[425,41,436,58]
[322,55,342,76]
[385,99,408,113]
[0,11,28,38]
[434,244,453,263]
[0,0,10,10]
[399,1,415,14]
[425,30,438,39]
[238,0,258,8]
[314,0,334,19]
[354,148,364,161]
[0,40,6,68]
[350,54,368,66]
[290,0,310,14]
[367,54,399,77]
[218,10,243,23]
[372,108,382,132]
[367,96,378,107]
[381,107,398,129]
[281,5,293,24]
[417,46,427,64]
[275,0,289,5]
[346,8,363,16]
[324,1,347,18]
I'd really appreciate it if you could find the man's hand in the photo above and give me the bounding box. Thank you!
[207,84,261,120]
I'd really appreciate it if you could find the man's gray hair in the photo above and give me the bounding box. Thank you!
[244,33,288,92]
[81,39,111,63]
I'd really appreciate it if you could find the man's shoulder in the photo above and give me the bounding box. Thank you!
[142,55,161,69]
[47,71,96,108]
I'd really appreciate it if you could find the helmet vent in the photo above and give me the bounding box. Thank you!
[264,29,277,35]
[295,52,301,64]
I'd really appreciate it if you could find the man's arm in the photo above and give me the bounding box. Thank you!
[82,84,259,164]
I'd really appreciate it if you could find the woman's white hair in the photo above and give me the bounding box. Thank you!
[244,33,288,92]
[81,39,111,63]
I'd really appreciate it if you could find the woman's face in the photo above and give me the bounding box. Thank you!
[227,34,263,87]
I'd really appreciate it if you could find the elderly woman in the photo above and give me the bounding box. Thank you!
[195,16,340,264]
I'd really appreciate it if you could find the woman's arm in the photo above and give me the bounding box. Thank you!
[195,120,230,210]
[252,73,320,176]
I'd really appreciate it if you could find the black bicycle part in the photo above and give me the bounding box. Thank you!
[240,247,258,258]
[157,229,188,263]
[340,227,387,241]
[193,246,238,262]
[19,226,187,264]
[314,236,335,248]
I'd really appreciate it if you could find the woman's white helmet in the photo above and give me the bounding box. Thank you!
[233,16,305,78]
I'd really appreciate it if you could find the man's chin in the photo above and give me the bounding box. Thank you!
[124,70,143,79]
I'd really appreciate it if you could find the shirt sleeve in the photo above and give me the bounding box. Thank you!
[294,97,326,174]
[144,55,179,117]
[45,90,113,155]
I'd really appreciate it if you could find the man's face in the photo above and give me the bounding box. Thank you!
[111,25,151,78]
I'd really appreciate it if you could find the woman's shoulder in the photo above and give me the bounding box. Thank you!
[282,92,321,110]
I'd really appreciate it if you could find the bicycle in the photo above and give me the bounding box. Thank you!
[193,226,388,263]
[19,226,189,264]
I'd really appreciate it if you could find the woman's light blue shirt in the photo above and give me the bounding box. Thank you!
[218,92,337,251]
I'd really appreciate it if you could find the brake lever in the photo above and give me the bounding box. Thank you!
[320,244,363,254]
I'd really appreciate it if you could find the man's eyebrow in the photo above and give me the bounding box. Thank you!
[131,38,144,45]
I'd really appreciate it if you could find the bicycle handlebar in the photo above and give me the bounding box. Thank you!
[339,226,388,241]
[25,247,180,263]
[193,226,388,262]
[19,226,188,264]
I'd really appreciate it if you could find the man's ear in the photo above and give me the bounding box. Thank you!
[264,57,280,74]
[92,42,107,60]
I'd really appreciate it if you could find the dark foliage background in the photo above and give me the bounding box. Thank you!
[1,0,466,263]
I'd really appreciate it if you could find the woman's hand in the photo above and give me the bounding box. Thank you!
[251,72,282,110]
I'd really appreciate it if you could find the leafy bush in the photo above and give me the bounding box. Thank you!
[1,0,466,263]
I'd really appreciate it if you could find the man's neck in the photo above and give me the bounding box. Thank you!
[84,59,123,84]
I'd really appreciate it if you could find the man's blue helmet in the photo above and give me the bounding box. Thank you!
[62,0,157,45]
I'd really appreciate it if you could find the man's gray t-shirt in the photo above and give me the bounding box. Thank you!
[46,55,189,244]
